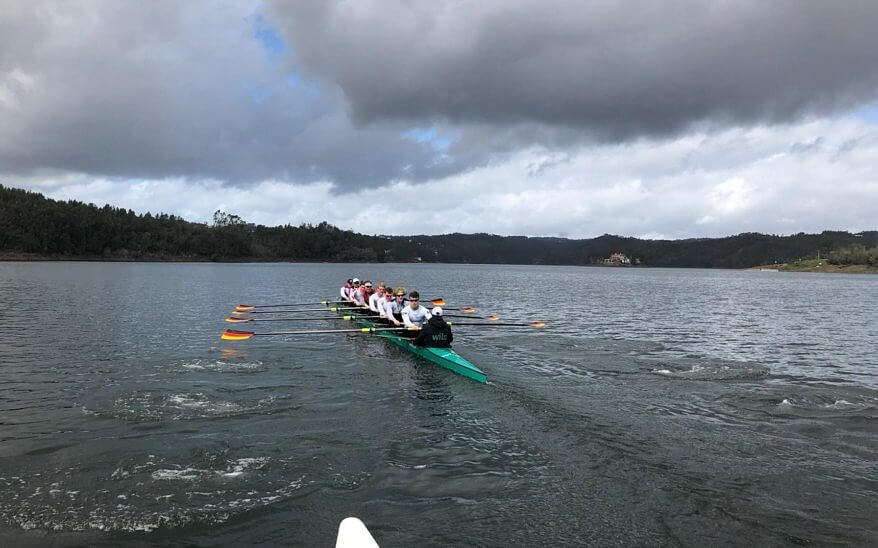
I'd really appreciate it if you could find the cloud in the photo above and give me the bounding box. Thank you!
[1,1,876,237]
[0,0,458,189]
[4,1,878,195]
[10,117,876,239]
[267,1,878,137]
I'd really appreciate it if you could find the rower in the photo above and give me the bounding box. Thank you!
[349,278,367,307]
[383,287,407,326]
[340,278,353,301]
[361,280,374,303]
[345,278,360,302]
[368,282,386,314]
[401,291,431,334]
[376,285,394,318]
[413,307,453,347]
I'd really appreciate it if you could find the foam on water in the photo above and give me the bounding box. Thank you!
[81,390,296,422]
[641,357,770,380]
[174,358,266,373]
[0,454,304,533]
[775,394,876,412]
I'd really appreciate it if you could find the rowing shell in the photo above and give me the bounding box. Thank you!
[329,302,488,384]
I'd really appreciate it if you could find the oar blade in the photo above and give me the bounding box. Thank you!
[235,305,254,311]
[460,306,476,313]
[485,315,500,321]
[225,316,250,323]
[221,329,255,340]
[430,298,446,306]
[530,321,546,328]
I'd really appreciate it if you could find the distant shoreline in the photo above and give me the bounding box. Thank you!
[3,252,877,273]
[749,263,878,274]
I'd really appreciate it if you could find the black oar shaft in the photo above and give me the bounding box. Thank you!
[237,307,365,314]
[238,301,332,308]
[230,316,356,322]
[449,322,544,326]
[255,327,412,335]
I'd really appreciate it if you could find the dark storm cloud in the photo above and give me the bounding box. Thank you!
[267,0,878,139]
[2,1,878,193]
[0,1,463,190]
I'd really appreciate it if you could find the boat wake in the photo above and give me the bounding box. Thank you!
[164,358,267,373]
[0,453,307,533]
[640,356,769,381]
[83,390,299,421]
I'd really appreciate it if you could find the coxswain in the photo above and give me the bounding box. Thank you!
[413,307,453,347]
[401,290,431,330]
[383,287,407,326]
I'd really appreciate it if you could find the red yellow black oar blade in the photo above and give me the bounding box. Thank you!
[235,305,255,311]
[461,307,475,313]
[530,321,546,328]
[430,298,446,306]
[221,329,255,340]
[485,315,500,321]
[225,316,251,323]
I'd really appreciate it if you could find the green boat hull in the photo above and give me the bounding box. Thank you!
[330,303,487,384]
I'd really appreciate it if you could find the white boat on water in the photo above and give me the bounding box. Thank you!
[336,517,379,548]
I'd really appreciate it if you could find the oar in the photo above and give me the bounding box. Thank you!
[448,321,546,328]
[437,306,475,313]
[232,306,367,315]
[226,315,360,323]
[221,327,418,340]
[235,300,335,311]
[444,314,499,321]
[392,297,446,305]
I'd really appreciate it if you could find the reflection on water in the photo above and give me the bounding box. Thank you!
[0,262,876,545]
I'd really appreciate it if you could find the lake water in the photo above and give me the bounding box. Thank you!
[0,262,876,546]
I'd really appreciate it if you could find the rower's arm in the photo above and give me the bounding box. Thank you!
[401,306,414,327]
[383,301,399,324]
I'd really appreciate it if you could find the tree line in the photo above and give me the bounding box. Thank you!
[826,244,878,266]
[2,184,876,267]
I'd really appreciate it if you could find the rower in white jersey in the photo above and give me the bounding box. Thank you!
[349,278,367,306]
[368,282,386,314]
[401,290,431,330]
[344,278,359,301]
[383,287,407,326]
[340,278,353,300]
[376,286,394,318]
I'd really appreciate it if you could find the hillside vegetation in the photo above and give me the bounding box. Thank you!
[2,184,876,268]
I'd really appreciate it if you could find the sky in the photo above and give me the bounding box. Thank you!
[1,0,877,239]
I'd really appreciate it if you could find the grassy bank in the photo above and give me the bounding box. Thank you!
[772,258,878,273]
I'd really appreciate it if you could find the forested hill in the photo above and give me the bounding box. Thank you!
[2,184,876,267]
